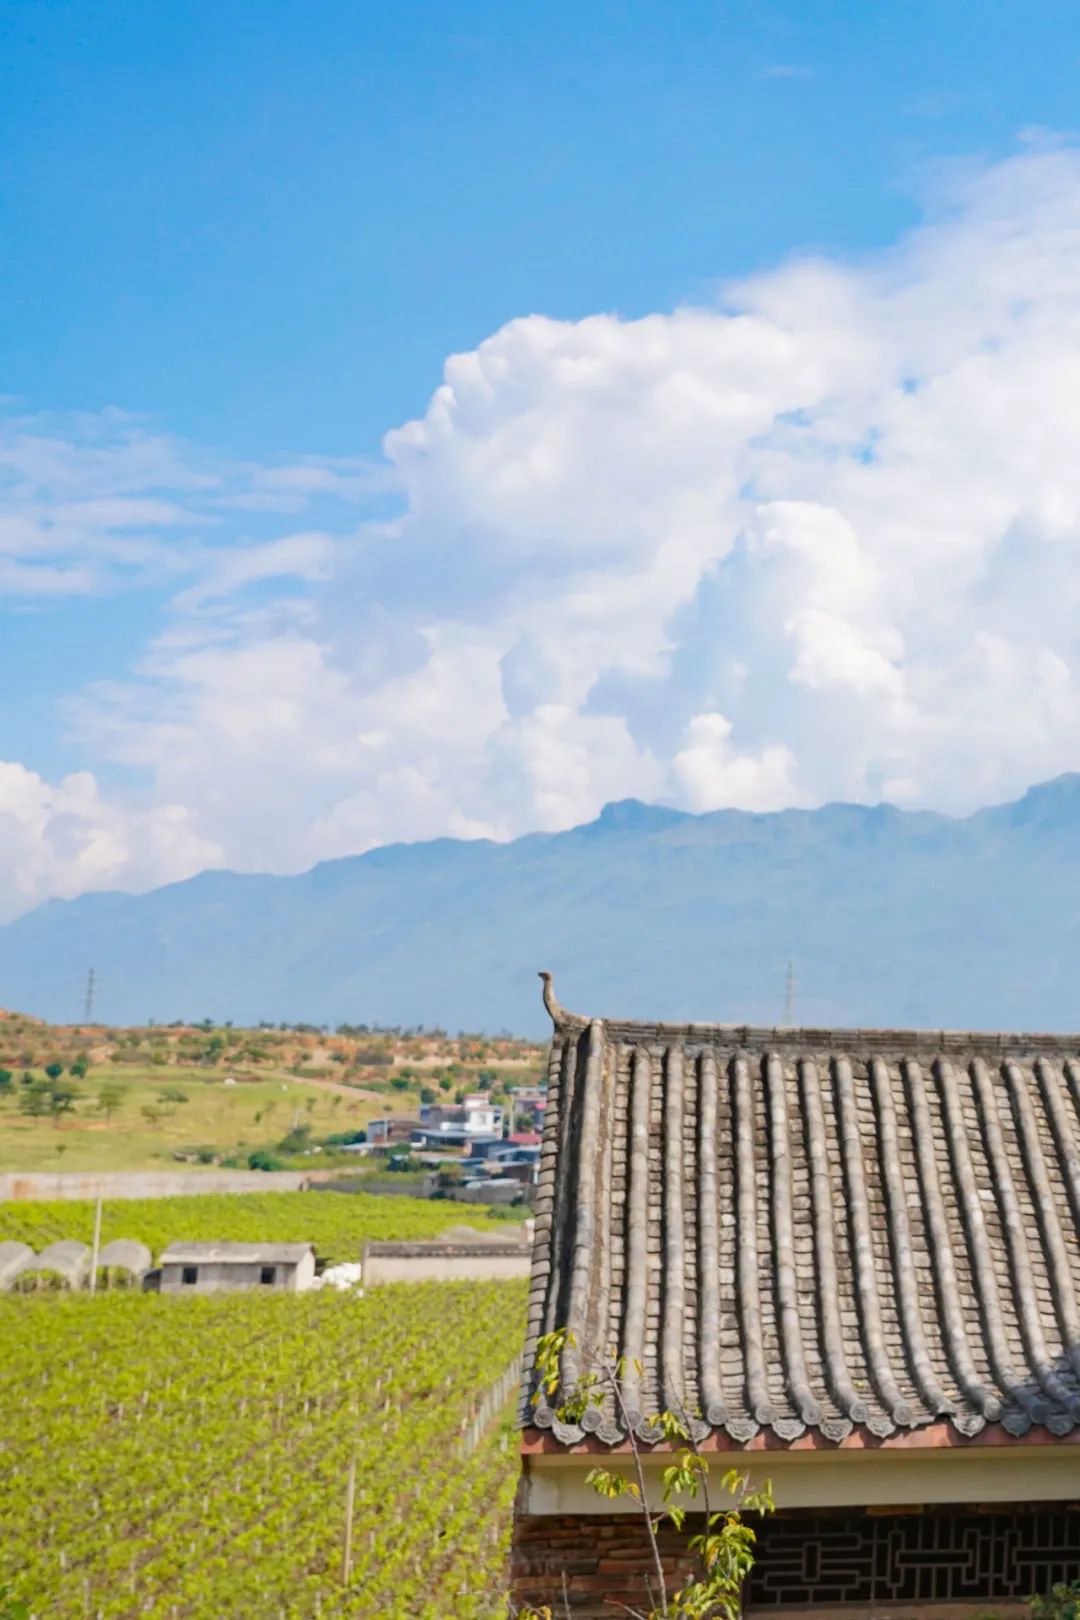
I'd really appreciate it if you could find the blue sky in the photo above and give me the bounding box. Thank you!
[5,0,1080,918]
[7,0,1080,454]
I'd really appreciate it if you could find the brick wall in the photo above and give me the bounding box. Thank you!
[510,1503,1077,1617]
[509,1513,696,1617]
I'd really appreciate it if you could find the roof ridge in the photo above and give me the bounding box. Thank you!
[550,1014,1080,1052]
[537,975,1080,1048]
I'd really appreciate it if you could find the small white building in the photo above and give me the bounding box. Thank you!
[158,1241,316,1295]
[463,1094,503,1134]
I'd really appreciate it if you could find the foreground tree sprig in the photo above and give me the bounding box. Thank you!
[521,1326,774,1620]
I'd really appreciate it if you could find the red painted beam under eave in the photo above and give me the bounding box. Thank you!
[519,1422,1080,1456]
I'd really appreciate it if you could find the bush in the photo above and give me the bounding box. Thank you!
[0,1583,28,1619]
[1031,1581,1080,1619]
[276,1124,312,1154]
[248,1150,286,1172]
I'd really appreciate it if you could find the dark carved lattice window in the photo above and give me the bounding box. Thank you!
[748,1504,1080,1609]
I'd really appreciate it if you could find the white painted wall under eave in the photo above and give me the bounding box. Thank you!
[521,1442,1080,1514]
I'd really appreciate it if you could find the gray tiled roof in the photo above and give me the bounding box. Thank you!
[522,978,1080,1447]
[160,1242,312,1264]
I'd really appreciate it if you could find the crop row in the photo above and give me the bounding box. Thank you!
[0,1190,516,1263]
[0,1280,526,1618]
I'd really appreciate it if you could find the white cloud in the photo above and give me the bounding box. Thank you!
[9,143,1080,914]
[0,762,221,923]
[673,714,806,812]
[171,532,335,610]
[0,411,357,598]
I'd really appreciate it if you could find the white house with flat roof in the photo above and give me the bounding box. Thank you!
[463,1094,503,1134]
[158,1241,315,1295]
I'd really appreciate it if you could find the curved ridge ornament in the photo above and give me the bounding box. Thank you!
[538,970,588,1029]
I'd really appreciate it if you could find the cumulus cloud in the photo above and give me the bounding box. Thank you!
[673,714,806,813]
[0,763,221,922]
[7,141,1080,915]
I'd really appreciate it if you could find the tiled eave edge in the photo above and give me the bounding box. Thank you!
[520,1421,1080,1456]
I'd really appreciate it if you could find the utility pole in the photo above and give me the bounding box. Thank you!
[83,967,96,1025]
[89,1187,103,1297]
[782,961,796,1028]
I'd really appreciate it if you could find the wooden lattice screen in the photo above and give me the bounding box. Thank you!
[749,1504,1080,1608]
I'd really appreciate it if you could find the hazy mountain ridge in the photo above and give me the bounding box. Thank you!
[4,776,1080,1035]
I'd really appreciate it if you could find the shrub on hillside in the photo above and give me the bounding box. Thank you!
[248,1149,287,1172]
[276,1124,312,1155]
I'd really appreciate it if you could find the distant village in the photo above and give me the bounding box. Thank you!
[361,1084,545,1205]
[0,1077,546,1295]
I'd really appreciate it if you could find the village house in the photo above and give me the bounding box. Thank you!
[157,1241,315,1294]
[508,1084,547,1133]
[366,1114,422,1147]
[512,975,1080,1618]
[412,1094,507,1155]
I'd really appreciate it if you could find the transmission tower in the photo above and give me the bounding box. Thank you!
[782,960,795,1028]
[83,967,96,1025]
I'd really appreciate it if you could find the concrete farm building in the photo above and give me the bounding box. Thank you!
[512,976,1080,1617]
[158,1241,315,1294]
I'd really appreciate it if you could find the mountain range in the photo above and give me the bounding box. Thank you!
[4,775,1080,1035]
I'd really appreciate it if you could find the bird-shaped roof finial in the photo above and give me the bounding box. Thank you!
[538,970,563,1026]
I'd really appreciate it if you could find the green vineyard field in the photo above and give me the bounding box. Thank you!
[0,1281,526,1618]
[0,1190,517,1264]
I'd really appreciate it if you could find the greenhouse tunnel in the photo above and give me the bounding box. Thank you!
[0,1241,34,1291]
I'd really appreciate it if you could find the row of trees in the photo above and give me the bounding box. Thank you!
[0,1059,88,1088]
[0,1066,130,1128]
[0,1062,92,1126]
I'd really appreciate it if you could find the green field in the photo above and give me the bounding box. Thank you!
[0,1281,525,1618]
[0,1190,520,1264]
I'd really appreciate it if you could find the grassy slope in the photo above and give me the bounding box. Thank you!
[0,1012,544,1173]
[0,1063,402,1172]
